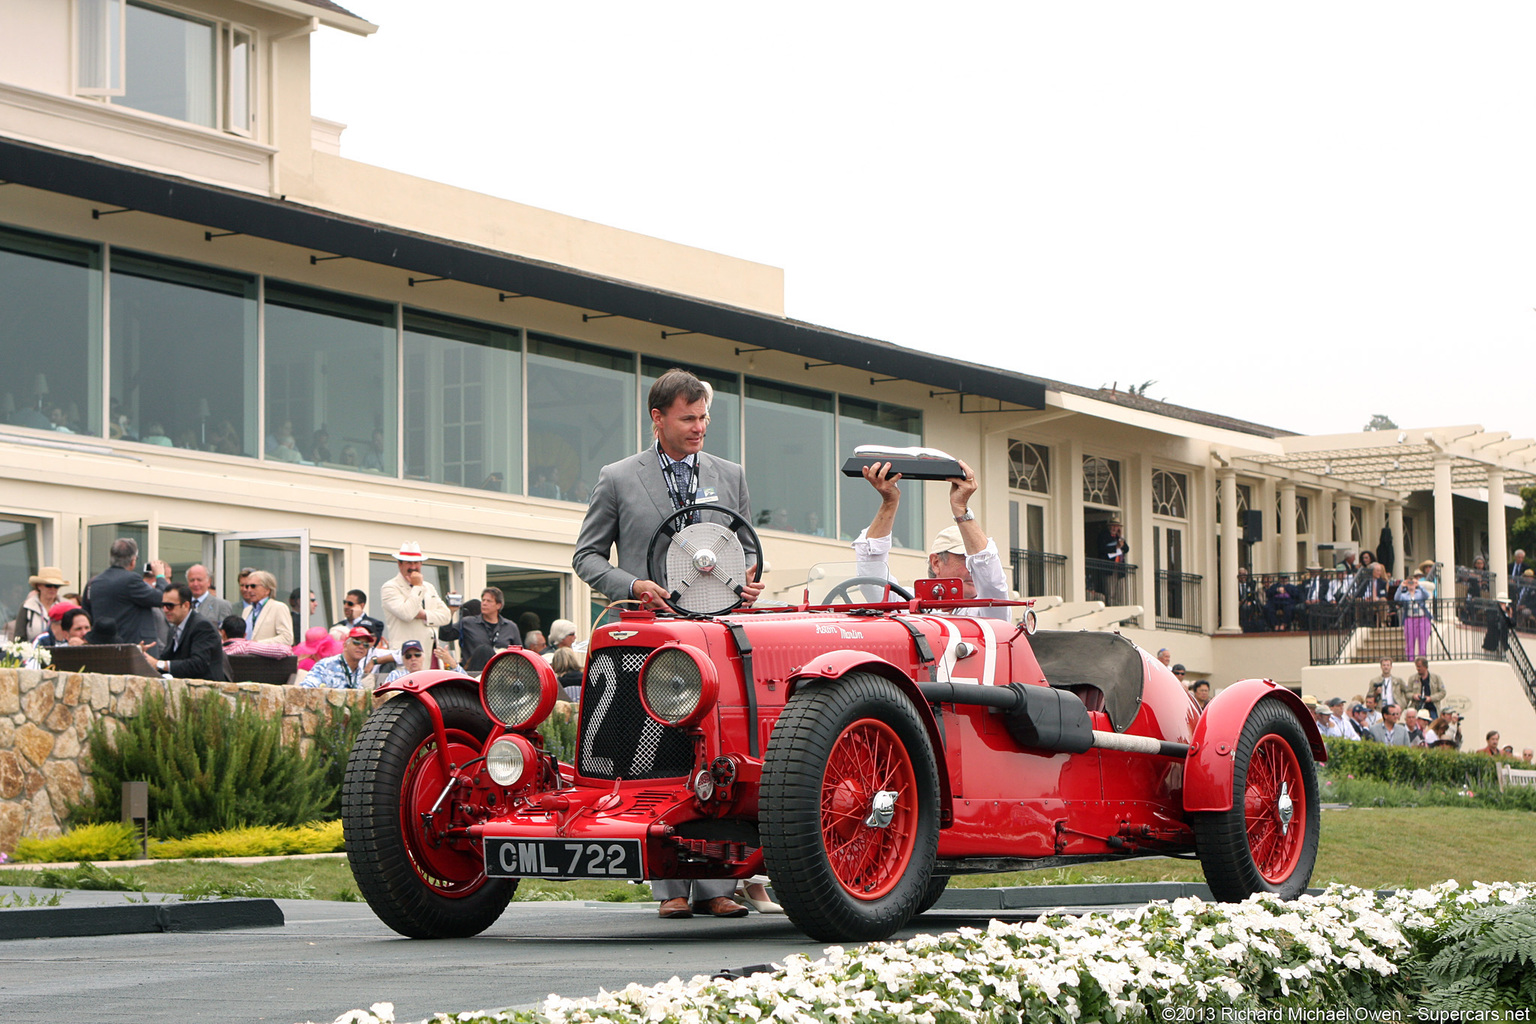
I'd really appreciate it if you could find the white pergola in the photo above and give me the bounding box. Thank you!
[1213,427,1536,632]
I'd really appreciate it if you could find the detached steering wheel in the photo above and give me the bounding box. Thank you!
[646,502,764,617]
[822,576,916,604]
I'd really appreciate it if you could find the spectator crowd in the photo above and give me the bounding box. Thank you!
[5,537,584,696]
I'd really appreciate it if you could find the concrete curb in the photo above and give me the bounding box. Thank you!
[0,898,284,941]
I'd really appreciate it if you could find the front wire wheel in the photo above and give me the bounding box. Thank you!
[760,672,939,942]
[342,686,515,938]
[1193,697,1320,901]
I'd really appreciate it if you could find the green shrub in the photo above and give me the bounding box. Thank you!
[310,702,367,817]
[181,875,316,901]
[538,706,577,764]
[1319,774,1536,811]
[1323,739,1504,789]
[11,822,140,863]
[70,688,334,839]
[34,862,146,891]
[149,820,344,859]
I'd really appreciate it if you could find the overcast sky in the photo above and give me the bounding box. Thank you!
[312,2,1534,440]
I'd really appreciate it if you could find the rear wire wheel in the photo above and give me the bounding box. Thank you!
[342,686,514,937]
[761,672,939,942]
[1193,697,1320,901]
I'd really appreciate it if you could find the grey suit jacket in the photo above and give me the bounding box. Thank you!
[573,448,752,602]
[192,593,235,626]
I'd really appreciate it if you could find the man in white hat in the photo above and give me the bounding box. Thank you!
[380,541,451,651]
[853,457,1009,620]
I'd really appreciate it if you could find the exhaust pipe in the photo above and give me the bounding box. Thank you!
[918,681,1189,759]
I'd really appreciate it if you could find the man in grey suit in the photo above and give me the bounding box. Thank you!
[186,564,235,625]
[574,368,763,919]
[1368,703,1412,746]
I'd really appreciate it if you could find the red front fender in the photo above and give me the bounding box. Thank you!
[374,670,485,781]
[786,650,954,827]
[1182,679,1325,813]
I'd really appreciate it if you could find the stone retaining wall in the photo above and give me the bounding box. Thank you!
[0,668,373,855]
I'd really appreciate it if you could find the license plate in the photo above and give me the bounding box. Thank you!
[484,837,645,880]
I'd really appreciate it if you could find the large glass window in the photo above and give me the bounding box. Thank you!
[744,379,833,534]
[1,520,41,641]
[264,283,396,474]
[110,252,256,455]
[404,311,522,493]
[0,227,102,437]
[121,1,216,128]
[526,335,636,503]
[838,398,921,545]
[640,358,740,464]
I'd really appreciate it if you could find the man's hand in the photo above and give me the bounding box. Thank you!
[947,459,978,515]
[633,579,671,608]
[407,569,424,587]
[861,462,903,503]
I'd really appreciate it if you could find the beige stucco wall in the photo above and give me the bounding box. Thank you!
[0,668,372,855]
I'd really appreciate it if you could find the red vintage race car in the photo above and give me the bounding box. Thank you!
[342,503,1323,943]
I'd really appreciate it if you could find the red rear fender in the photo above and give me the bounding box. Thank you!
[1182,679,1324,813]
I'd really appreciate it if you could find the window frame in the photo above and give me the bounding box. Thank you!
[74,0,259,137]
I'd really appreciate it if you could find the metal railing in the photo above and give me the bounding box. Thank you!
[1234,570,1358,634]
[1084,557,1137,607]
[1307,597,1508,666]
[1155,570,1203,634]
[1010,548,1068,598]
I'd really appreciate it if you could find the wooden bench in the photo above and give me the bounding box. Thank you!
[1496,763,1536,790]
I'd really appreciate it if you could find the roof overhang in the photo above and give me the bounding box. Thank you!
[1236,426,1536,494]
[0,138,1045,412]
[243,0,377,36]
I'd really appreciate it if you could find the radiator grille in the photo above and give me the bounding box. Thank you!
[577,647,695,780]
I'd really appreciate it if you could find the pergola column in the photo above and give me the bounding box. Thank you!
[1317,486,1335,546]
[1279,483,1297,573]
[1388,501,1405,580]
[1433,454,1454,585]
[1219,467,1239,632]
[1335,494,1352,553]
[1488,467,1509,601]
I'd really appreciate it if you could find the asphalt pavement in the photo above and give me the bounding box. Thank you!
[0,884,1204,1024]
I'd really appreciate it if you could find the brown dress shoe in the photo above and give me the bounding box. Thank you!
[657,897,694,919]
[692,896,750,918]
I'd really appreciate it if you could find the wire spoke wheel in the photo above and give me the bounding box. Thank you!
[1194,698,1320,902]
[761,672,939,942]
[821,719,917,899]
[397,726,488,895]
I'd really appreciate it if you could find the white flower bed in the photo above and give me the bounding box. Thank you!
[0,639,50,669]
[312,881,1535,1024]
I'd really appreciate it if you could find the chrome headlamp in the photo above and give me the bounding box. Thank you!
[485,733,537,789]
[481,649,559,730]
[639,644,718,727]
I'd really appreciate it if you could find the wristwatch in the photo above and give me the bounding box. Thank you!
[953,508,975,523]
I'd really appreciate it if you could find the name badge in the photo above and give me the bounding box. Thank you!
[697,487,721,504]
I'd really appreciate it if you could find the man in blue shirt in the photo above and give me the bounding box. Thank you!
[302,627,376,689]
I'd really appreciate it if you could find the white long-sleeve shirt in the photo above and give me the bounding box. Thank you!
[851,530,1012,621]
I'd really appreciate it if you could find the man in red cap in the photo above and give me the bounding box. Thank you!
[35,602,87,648]
[301,627,378,689]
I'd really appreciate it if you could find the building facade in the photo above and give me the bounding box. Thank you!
[2,0,1534,753]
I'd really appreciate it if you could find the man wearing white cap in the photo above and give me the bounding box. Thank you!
[854,457,1009,621]
[380,541,451,651]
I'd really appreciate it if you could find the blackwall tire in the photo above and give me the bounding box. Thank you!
[915,874,950,916]
[760,672,940,942]
[1193,697,1320,902]
[342,687,515,938]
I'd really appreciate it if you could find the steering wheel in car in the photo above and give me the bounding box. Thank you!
[646,503,764,617]
[821,576,916,604]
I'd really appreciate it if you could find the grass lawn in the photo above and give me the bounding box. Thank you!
[2,806,1531,901]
